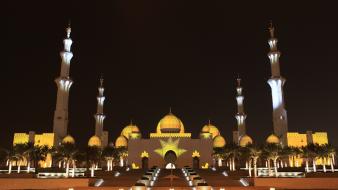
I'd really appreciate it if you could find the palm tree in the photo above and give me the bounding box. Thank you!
[245,144,262,177]
[317,144,329,172]
[6,148,22,174]
[263,143,282,177]
[86,146,102,177]
[301,145,312,173]
[102,145,117,171]
[224,144,240,171]
[12,144,27,173]
[306,143,319,172]
[212,147,225,167]
[115,147,127,167]
[54,143,78,177]
[325,144,336,172]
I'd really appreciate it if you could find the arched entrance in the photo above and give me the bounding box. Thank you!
[164,150,177,168]
[193,156,200,169]
[142,157,149,170]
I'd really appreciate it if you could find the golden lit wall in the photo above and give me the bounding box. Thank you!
[13,133,30,145]
[34,133,54,148]
[13,132,54,168]
[312,132,328,145]
[287,132,307,147]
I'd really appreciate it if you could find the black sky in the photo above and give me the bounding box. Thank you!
[3,1,338,148]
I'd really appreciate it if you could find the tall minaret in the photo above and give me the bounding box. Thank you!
[267,22,288,145]
[235,77,247,139]
[94,76,106,138]
[53,23,74,144]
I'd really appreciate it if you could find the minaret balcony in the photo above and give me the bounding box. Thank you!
[60,51,73,64]
[97,97,105,105]
[55,77,73,92]
[63,38,73,52]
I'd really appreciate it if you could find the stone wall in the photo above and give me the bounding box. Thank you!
[0,178,90,189]
[254,178,338,189]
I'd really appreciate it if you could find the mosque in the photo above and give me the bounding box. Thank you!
[13,23,329,169]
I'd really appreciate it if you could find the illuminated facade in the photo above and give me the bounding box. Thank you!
[117,112,226,169]
[233,77,247,144]
[13,132,54,167]
[287,131,329,166]
[267,23,288,145]
[53,23,74,145]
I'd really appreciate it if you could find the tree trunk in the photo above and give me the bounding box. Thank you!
[120,157,124,167]
[66,161,70,177]
[305,159,309,173]
[267,159,271,176]
[330,157,334,172]
[106,160,109,171]
[273,158,278,177]
[253,158,257,178]
[72,160,76,177]
[248,159,252,177]
[313,159,317,172]
[8,162,12,174]
[232,158,236,171]
[323,162,326,173]
[218,158,222,167]
[91,164,95,177]
[27,161,31,173]
[17,161,21,173]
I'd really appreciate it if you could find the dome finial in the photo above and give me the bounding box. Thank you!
[66,20,71,38]
[100,74,104,87]
[268,20,275,38]
[169,107,172,114]
[236,74,241,87]
[130,119,133,125]
[208,119,211,125]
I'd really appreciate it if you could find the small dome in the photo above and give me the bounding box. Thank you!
[266,134,280,144]
[121,123,140,139]
[213,135,226,148]
[239,135,253,147]
[156,113,184,133]
[62,135,75,144]
[88,135,102,147]
[115,135,128,147]
[201,123,220,139]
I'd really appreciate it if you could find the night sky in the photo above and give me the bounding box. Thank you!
[3,1,338,148]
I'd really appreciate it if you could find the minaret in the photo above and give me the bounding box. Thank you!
[53,23,74,144]
[267,22,288,145]
[94,76,106,138]
[235,77,247,139]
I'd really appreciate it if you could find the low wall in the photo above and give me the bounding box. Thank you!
[254,178,338,189]
[0,178,90,189]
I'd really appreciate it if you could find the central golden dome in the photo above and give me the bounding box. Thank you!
[156,112,184,133]
[239,135,253,147]
[201,123,220,139]
[213,135,226,148]
[266,134,280,144]
[121,122,140,139]
[62,135,75,144]
[88,135,102,147]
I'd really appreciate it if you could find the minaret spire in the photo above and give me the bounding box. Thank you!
[94,76,106,139]
[53,23,74,144]
[267,22,288,145]
[234,76,247,144]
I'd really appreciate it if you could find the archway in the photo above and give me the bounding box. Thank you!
[193,156,200,169]
[164,150,177,168]
[142,157,149,170]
